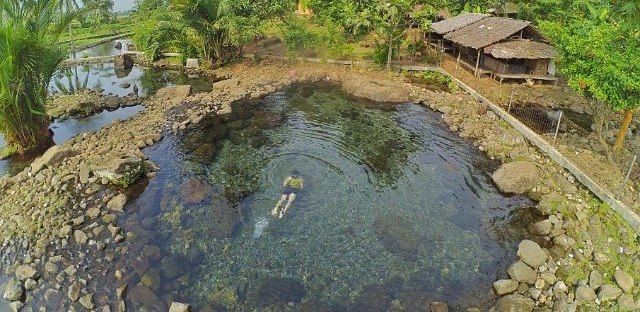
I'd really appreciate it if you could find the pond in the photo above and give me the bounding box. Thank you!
[69,39,132,59]
[115,83,536,310]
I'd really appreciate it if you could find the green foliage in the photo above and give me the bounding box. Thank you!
[0,0,83,154]
[406,70,459,92]
[279,17,355,59]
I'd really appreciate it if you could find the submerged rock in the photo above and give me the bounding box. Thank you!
[492,161,539,194]
[350,285,391,312]
[253,277,306,307]
[180,178,213,204]
[493,294,534,312]
[373,213,419,261]
[128,284,164,310]
[114,54,134,71]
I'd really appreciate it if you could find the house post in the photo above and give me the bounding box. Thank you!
[474,49,481,77]
[456,49,461,72]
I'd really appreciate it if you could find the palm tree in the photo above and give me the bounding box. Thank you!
[0,0,82,156]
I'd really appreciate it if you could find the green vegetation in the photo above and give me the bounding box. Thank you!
[61,16,136,48]
[0,0,82,155]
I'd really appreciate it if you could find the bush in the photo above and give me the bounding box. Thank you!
[405,70,459,92]
[279,17,354,59]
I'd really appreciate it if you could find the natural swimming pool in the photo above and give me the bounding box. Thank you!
[113,83,536,310]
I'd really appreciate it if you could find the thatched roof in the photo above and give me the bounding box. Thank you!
[487,40,556,59]
[444,17,530,49]
[430,13,489,35]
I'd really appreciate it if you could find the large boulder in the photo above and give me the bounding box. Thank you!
[491,161,539,194]
[493,294,534,312]
[31,146,79,174]
[94,156,147,188]
[342,78,410,103]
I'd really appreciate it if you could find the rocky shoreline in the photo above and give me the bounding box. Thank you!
[1,60,639,311]
[47,89,143,120]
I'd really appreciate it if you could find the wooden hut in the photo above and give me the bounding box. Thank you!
[430,14,557,84]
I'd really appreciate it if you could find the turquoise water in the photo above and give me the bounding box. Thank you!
[116,84,535,310]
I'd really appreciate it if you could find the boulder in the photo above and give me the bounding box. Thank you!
[575,285,596,302]
[169,302,191,312]
[527,219,552,236]
[598,284,622,301]
[589,270,604,289]
[493,294,534,312]
[185,58,199,69]
[507,260,537,284]
[342,78,410,103]
[114,54,134,71]
[31,146,79,174]
[94,156,147,188]
[617,293,636,311]
[516,240,547,268]
[2,278,24,302]
[493,279,518,295]
[614,269,634,293]
[107,194,128,212]
[15,265,38,281]
[491,161,539,194]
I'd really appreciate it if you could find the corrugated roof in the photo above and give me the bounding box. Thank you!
[430,13,489,35]
[444,17,530,49]
[487,40,556,59]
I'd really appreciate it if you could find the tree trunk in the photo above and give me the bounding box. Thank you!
[614,109,634,151]
[386,35,393,71]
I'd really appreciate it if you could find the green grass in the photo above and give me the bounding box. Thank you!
[60,16,137,48]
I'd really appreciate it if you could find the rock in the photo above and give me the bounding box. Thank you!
[59,225,72,238]
[552,234,575,249]
[74,230,88,245]
[15,265,38,281]
[598,284,622,301]
[9,301,23,312]
[342,78,410,103]
[491,161,539,194]
[528,219,552,236]
[552,281,567,295]
[24,279,37,291]
[169,302,191,312]
[114,41,123,50]
[614,269,634,293]
[3,278,24,302]
[94,156,147,188]
[31,146,79,174]
[141,269,161,291]
[589,270,603,289]
[87,207,101,219]
[128,284,164,310]
[493,279,518,295]
[617,293,636,311]
[516,240,547,268]
[107,194,128,212]
[68,282,81,301]
[493,294,534,312]
[373,213,419,261]
[185,58,199,69]
[119,82,131,89]
[575,285,596,302]
[180,179,212,204]
[114,54,134,71]
[79,163,91,184]
[507,260,537,284]
[80,293,94,309]
[430,301,448,312]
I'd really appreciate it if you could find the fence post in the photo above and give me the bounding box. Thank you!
[508,86,514,113]
[624,155,637,186]
[553,111,563,142]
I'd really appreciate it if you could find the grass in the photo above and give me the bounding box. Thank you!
[60,16,137,49]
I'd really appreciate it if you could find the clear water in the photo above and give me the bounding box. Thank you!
[70,39,132,59]
[115,84,535,310]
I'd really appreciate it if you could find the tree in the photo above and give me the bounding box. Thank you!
[0,0,83,156]
[373,0,438,70]
[539,1,640,151]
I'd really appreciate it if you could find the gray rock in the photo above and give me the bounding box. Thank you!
[74,230,88,245]
[9,301,23,312]
[552,234,575,249]
[614,269,634,293]
[24,279,37,291]
[430,301,448,312]
[31,146,79,174]
[94,156,147,188]
[575,285,596,302]
[507,260,537,284]
[119,82,131,89]
[516,240,547,268]
[491,161,539,194]
[15,265,38,281]
[185,58,199,69]
[493,279,518,295]
[617,293,636,311]
[169,302,190,312]
[79,163,90,184]
[589,270,603,289]
[528,219,552,236]
[107,194,128,212]
[58,225,72,238]
[87,207,100,219]
[341,78,410,103]
[3,278,24,302]
[598,284,622,302]
[493,294,534,312]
